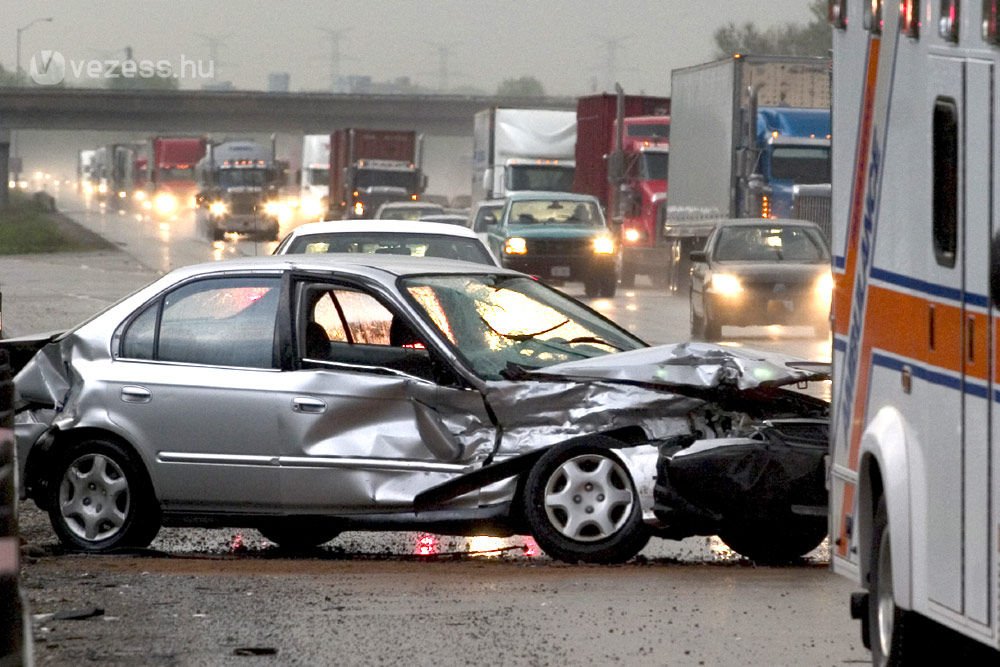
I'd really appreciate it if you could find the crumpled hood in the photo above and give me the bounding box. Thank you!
[526,341,828,391]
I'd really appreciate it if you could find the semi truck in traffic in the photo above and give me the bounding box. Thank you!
[664,54,831,291]
[146,136,207,218]
[328,128,426,219]
[299,134,330,221]
[194,139,284,240]
[91,142,146,209]
[828,0,1000,662]
[573,90,670,287]
[472,108,577,202]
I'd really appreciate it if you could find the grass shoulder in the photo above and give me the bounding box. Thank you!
[0,191,115,255]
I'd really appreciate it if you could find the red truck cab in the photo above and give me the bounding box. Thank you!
[149,137,207,217]
[573,94,671,288]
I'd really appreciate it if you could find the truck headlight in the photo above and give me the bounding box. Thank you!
[154,192,178,216]
[263,200,281,217]
[592,235,616,255]
[504,237,528,255]
[209,201,228,217]
[353,201,365,216]
[709,272,743,297]
[623,227,644,244]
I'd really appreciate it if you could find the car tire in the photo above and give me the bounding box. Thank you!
[868,495,934,665]
[259,520,340,551]
[523,438,650,564]
[48,438,160,552]
[718,515,827,564]
[703,309,722,340]
[689,290,705,338]
[599,269,617,298]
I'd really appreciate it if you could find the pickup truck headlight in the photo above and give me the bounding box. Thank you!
[504,237,528,255]
[709,272,743,297]
[208,201,228,217]
[592,235,616,255]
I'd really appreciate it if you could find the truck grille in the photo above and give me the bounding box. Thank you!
[792,185,831,240]
[229,193,258,215]
[528,238,590,256]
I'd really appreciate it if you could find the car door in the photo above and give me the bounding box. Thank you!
[276,276,496,512]
[108,273,285,512]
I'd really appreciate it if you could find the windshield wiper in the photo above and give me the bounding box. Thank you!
[479,316,569,341]
[563,336,626,351]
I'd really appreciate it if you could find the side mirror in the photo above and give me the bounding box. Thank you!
[690,250,707,263]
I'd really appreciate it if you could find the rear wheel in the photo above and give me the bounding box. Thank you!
[718,516,827,564]
[523,438,650,564]
[48,438,160,552]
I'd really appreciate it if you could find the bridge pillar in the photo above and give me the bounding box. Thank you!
[0,128,9,208]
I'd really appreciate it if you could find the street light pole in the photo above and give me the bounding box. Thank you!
[15,17,53,86]
[11,17,53,189]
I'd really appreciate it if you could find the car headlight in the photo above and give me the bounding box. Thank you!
[353,201,365,216]
[709,272,743,297]
[133,190,148,202]
[153,192,178,216]
[301,197,324,219]
[815,270,834,309]
[209,201,228,216]
[592,235,616,255]
[504,237,528,255]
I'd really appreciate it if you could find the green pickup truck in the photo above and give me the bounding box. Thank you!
[486,192,621,298]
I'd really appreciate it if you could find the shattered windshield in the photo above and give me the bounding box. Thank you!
[402,274,645,380]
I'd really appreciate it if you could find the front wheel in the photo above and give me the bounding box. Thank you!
[523,438,650,564]
[718,516,827,564]
[48,438,160,552]
[869,495,933,665]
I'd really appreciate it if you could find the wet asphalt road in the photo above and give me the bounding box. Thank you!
[3,194,867,665]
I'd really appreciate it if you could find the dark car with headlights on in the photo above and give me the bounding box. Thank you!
[5,254,830,564]
[689,219,832,340]
[487,192,620,298]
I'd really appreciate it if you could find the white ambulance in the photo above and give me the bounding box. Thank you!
[829,0,1000,662]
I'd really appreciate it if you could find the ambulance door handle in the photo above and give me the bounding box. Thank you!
[967,316,975,364]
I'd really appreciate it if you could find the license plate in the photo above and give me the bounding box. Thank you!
[551,266,571,278]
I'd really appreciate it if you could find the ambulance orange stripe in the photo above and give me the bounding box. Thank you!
[835,36,881,558]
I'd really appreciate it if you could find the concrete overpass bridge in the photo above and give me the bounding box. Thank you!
[0,87,576,203]
[0,87,575,135]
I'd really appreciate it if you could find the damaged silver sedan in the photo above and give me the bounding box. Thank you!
[5,255,829,563]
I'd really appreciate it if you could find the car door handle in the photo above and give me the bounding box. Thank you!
[120,386,151,403]
[292,397,326,414]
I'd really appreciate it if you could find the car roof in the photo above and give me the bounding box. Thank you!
[280,219,479,241]
[375,201,445,210]
[504,191,600,203]
[711,218,823,229]
[166,252,520,284]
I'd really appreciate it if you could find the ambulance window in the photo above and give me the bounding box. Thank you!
[933,98,958,268]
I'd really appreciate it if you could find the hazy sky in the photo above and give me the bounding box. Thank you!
[6,1,818,96]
